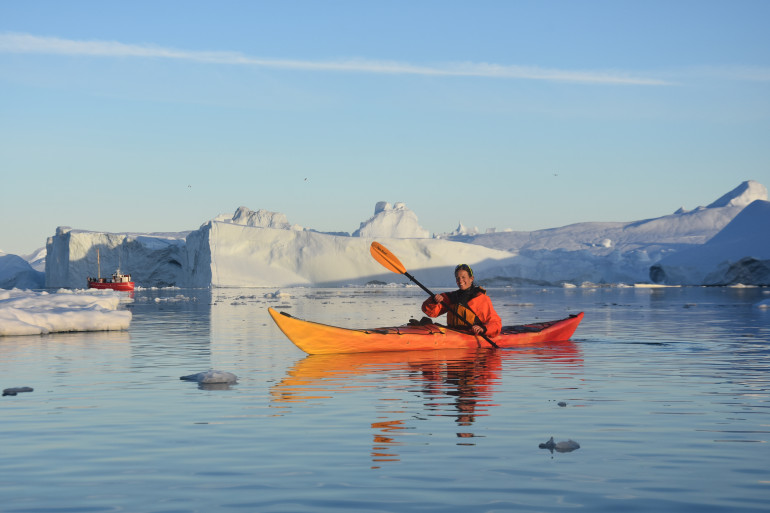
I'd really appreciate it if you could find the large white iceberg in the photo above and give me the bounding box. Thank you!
[185,220,512,288]
[449,181,768,285]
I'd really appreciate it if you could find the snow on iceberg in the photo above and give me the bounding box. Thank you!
[650,199,770,285]
[352,201,430,239]
[457,181,767,255]
[0,253,44,289]
[217,206,299,230]
[707,180,767,208]
[437,222,481,238]
[186,221,512,287]
[451,181,769,285]
[0,289,132,336]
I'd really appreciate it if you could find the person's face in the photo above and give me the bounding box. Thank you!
[455,269,473,290]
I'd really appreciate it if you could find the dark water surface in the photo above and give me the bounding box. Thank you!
[1,286,769,512]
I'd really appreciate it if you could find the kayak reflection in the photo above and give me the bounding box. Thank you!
[271,342,582,467]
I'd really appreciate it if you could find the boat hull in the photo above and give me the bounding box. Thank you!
[268,307,584,354]
[87,281,135,291]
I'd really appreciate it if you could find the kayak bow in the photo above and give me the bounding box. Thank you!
[268,307,583,355]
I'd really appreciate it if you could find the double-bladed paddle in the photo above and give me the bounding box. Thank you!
[370,241,499,348]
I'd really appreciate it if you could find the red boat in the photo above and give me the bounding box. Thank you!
[87,270,135,291]
[87,249,135,291]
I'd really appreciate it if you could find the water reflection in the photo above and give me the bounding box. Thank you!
[127,289,213,366]
[271,342,581,467]
[416,349,502,436]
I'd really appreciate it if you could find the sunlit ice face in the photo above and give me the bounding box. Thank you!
[455,269,473,291]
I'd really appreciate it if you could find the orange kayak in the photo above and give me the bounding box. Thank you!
[268,307,584,354]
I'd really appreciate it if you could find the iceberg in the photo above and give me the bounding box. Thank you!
[0,253,44,289]
[650,199,770,285]
[186,219,512,288]
[352,201,431,239]
[2,182,769,289]
[45,227,188,289]
[450,181,768,285]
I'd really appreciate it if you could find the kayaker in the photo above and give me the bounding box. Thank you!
[421,264,502,338]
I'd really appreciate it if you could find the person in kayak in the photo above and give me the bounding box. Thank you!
[421,263,502,338]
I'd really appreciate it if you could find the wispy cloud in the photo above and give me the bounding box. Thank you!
[681,64,770,83]
[0,33,671,85]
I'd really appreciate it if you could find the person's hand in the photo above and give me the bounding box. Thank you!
[471,325,484,335]
[433,294,445,304]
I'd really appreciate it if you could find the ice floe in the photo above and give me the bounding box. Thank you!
[0,289,131,336]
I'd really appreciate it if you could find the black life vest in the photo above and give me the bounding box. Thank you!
[445,286,486,330]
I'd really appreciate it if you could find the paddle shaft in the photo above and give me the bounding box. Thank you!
[403,271,434,297]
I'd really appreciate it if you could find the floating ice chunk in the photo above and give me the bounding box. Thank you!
[539,436,580,453]
[555,440,580,452]
[0,289,131,336]
[264,290,291,299]
[755,299,770,309]
[3,386,33,396]
[153,295,194,303]
[180,370,238,384]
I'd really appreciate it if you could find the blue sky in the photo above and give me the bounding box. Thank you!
[1,1,768,255]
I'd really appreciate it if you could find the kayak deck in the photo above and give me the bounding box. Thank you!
[268,307,583,355]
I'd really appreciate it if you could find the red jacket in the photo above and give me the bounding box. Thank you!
[421,287,502,338]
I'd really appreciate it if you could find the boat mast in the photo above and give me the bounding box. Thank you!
[97,248,101,279]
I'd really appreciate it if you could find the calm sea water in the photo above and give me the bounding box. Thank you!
[1,286,769,513]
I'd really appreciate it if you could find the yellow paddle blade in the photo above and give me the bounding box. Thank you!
[370,241,406,274]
